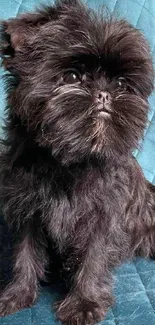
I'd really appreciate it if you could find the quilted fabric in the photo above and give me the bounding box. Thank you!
[0,0,155,324]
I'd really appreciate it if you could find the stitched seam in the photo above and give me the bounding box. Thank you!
[15,0,24,16]
[134,262,155,315]
[134,0,155,24]
[111,0,118,13]
[135,0,146,27]
[12,0,22,5]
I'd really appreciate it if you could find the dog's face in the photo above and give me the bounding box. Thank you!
[1,0,154,164]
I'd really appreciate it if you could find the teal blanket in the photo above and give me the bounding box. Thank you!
[0,0,155,324]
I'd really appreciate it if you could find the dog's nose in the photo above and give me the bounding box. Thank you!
[96,91,111,105]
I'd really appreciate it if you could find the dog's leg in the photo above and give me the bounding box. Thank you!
[0,222,48,316]
[55,234,113,325]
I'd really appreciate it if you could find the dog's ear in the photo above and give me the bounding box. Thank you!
[0,0,82,57]
[0,9,55,56]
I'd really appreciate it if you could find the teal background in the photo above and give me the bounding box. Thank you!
[0,0,155,324]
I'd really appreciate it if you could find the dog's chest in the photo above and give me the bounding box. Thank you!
[46,163,130,250]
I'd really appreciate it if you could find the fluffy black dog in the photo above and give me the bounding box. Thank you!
[0,0,155,323]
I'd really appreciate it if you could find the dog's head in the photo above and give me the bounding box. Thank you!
[1,0,154,164]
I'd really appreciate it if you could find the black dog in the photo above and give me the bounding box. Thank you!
[0,0,155,324]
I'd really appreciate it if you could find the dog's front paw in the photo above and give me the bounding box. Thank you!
[55,297,106,325]
[0,289,37,316]
[0,298,21,317]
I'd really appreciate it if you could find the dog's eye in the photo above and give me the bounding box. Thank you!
[63,70,81,84]
[117,77,126,88]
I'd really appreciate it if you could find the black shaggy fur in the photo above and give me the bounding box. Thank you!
[0,0,155,323]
